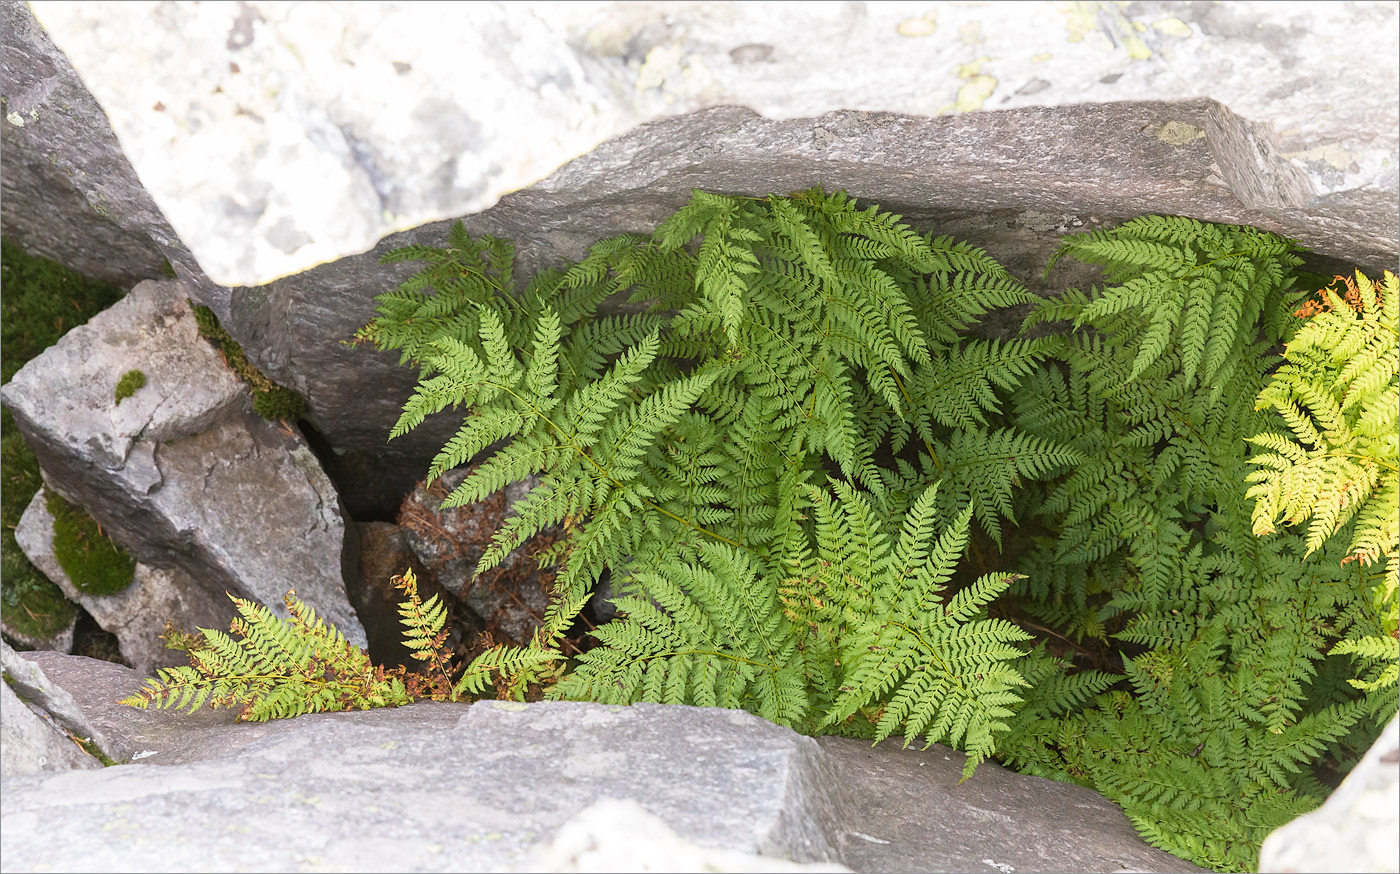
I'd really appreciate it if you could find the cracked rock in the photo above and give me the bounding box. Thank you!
[14,486,231,675]
[0,278,367,650]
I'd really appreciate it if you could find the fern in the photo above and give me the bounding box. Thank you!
[362,200,1393,871]
[121,571,477,720]
[1246,270,1399,603]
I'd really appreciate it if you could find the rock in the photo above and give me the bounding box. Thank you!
[1259,714,1400,874]
[511,797,852,873]
[398,469,558,646]
[1,640,112,771]
[14,487,232,675]
[0,0,202,291]
[0,648,1201,873]
[0,679,101,778]
[23,1,1397,288]
[8,3,1396,516]
[351,520,464,669]
[0,608,75,655]
[0,278,367,648]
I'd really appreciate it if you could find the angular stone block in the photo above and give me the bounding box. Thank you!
[0,278,366,647]
[14,487,232,675]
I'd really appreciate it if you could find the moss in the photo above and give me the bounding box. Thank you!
[159,256,177,279]
[1,238,125,385]
[113,369,146,405]
[0,241,124,638]
[189,302,307,422]
[45,490,135,596]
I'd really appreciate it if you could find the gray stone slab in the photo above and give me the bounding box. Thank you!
[0,680,101,778]
[816,735,1205,874]
[0,279,366,647]
[0,699,843,872]
[1,649,1204,874]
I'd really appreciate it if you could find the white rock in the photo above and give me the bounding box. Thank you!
[28,1,1398,286]
[1259,714,1400,874]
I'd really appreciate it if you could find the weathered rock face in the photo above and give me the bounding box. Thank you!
[399,469,557,646]
[23,1,1399,287]
[0,0,197,291]
[0,641,108,776]
[0,647,1204,873]
[1260,714,1400,874]
[0,278,366,648]
[14,487,231,675]
[5,2,1397,516]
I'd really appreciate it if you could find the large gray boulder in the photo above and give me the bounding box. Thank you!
[0,648,1203,873]
[0,278,366,648]
[14,487,231,675]
[6,2,1397,516]
[24,1,1398,287]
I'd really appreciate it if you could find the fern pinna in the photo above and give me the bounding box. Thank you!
[360,198,1395,872]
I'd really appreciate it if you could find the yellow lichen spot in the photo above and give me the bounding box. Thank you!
[953,56,992,79]
[1031,51,1053,63]
[1157,121,1203,146]
[954,75,998,112]
[5,111,24,127]
[1062,1,1099,43]
[635,44,682,91]
[897,13,937,37]
[492,700,530,712]
[959,21,984,45]
[1133,20,1147,32]
[1153,17,1193,38]
[1285,142,1355,171]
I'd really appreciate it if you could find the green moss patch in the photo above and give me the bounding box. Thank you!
[1,239,125,385]
[0,240,127,638]
[190,303,307,422]
[113,369,146,405]
[45,490,135,596]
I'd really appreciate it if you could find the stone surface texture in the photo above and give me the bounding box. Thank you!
[509,798,852,873]
[14,487,231,675]
[399,469,556,646]
[0,648,1204,874]
[1259,714,1400,874]
[0,680,100,778]
[24,1,1399,288]
[1,641,111,773]
[6,2,1397,516]
[0,0,203,291]
[0,278,366,647]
